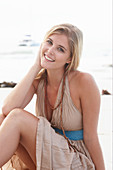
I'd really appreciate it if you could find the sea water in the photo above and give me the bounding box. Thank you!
[0,43,112,91]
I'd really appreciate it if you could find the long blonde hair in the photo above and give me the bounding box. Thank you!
[36,23,83,80]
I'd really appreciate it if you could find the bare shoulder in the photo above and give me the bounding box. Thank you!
[79,72,99,91]
[69,70,95,83]
[79,71,100,100]
[69,70,100,95]
[78,72,96,86]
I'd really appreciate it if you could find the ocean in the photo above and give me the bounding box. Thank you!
[0,42,112,92]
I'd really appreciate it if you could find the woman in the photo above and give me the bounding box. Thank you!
[0,23,105,169]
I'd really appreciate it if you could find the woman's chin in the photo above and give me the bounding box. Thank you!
[41,62,50,70]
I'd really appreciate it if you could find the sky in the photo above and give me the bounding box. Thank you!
[0,0,112,50]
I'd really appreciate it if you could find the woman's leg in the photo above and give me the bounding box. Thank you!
[0,113,35,169]
[16,143,36,169]
[0,108,39,168]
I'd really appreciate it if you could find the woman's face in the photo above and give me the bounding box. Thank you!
[41,33,71,71]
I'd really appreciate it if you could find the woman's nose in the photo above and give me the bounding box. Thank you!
[48,46,55,55]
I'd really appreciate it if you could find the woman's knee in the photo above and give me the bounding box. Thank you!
[8,108,26,119]
[0,109,21,126]
[6,108,26,127]
[9,108,22,115]
[8,108,39,133]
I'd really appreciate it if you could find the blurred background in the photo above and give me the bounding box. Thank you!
[0,0,112,169]
[0,0,112,84]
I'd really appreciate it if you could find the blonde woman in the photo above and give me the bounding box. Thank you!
[0,24,105,169]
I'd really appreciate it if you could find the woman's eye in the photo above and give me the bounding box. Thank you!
[58,47,64,53]
[47,40,52,45]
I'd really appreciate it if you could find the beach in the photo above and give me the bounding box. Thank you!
[0,45,112,169]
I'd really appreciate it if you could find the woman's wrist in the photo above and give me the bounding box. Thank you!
[32,62,42,73]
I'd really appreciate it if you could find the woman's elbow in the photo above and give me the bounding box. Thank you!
[2,103,10,116]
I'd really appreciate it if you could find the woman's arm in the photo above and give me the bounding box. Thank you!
[80,73,105,170]
[2,47,42,116]
[0,113,6,125]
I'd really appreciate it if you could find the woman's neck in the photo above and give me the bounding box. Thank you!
[46,69,65,89]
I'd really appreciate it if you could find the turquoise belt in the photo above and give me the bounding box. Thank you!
[53,127,83,141]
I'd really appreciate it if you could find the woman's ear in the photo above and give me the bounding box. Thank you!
[66,58,71,64]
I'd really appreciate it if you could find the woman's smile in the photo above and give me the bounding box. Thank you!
[44,54,55,62]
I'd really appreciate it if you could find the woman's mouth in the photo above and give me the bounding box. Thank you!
[44,54,55,62]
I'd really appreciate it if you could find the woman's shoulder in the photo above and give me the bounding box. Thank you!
[68,70,98,93]
[68,70,94,84]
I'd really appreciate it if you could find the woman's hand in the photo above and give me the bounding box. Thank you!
[0,113,6,126]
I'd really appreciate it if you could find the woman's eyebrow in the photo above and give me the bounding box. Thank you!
[58,45,67,51]
[48,38,53,42]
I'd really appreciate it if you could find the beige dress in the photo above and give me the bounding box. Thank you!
[1,76,95,170]
[35,76,95,170]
